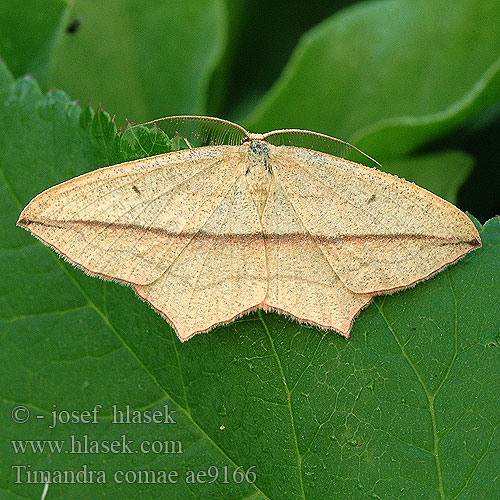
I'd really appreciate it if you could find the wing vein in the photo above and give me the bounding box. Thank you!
[62,156,225,254]
[277,155,419,287]
[271,157,377,286]
[150,171,242,295]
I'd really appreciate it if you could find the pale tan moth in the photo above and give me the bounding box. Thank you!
[18,116,481,341]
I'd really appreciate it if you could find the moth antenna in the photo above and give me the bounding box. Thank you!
[174,132,193,149]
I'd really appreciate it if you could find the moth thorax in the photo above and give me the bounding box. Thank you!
[246,140,272,216]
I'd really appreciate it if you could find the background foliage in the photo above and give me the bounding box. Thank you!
[0,1,499,499]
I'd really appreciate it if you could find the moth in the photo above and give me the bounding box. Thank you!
[18,116,481,341]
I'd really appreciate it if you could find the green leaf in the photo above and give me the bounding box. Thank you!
[45,0,227,123]
[212,0,345,118]
[245,0,500,160]
[1,62,500,500]
[120,124,173,162]
[0,0,70,84]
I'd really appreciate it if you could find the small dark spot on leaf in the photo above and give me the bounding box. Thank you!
[368,194,376,203]
[412,327,416,331]
[132,185,140,195]
[66,18,82,34]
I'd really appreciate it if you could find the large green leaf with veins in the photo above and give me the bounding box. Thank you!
[1,62,499,500]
